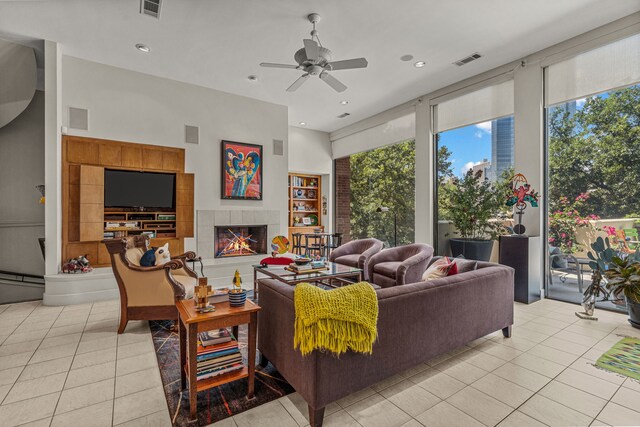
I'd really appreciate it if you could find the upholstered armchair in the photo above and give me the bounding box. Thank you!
[367,243,433,288]
[104,236,198,333]
[328,238,383,280]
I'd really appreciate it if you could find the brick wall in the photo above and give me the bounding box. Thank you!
[334,157,352,242]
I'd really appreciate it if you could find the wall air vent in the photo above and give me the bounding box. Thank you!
[337,113,351,119]
[453,53,482,66]
[140,0,161,18]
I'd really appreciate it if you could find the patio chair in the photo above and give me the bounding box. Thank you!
[548,246,584,293]
[614,230,636,255]
[623,228,639,251]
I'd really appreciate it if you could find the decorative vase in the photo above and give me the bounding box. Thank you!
[229,290,247,307]
[628,299,640,329]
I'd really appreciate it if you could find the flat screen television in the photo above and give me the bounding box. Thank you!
[104,169,176,210]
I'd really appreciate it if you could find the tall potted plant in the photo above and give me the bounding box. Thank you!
[441,169,509,261]
[604,251,640,328]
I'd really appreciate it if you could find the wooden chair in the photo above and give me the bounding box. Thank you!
[104,236,198,334]
[291,233,304,255]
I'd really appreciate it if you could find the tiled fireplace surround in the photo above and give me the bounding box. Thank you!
[196,210,281,262]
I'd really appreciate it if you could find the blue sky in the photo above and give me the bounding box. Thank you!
[438,121,493,177]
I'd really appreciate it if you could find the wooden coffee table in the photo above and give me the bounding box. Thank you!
[176,298,261,421]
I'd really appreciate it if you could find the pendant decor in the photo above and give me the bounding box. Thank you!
[505,173,539,235]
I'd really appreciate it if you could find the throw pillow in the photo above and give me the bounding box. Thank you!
[447,262,458,276]
[140,249,156,267]
[454,258,478,273]
[422,256,454,280]
[154,243,171,266]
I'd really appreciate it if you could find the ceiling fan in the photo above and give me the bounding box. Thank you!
[260,13,368,93]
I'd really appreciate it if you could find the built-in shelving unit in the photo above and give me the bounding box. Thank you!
[288,173,323,242]
[103,211,177,239]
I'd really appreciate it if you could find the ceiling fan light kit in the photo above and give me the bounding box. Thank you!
[260,13,368,93]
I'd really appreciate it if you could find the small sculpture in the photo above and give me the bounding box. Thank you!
[194,277,215,313]
[62,254,93,274]
[505,173,539,235]
[232,270,242,291]
[229,269,247,306]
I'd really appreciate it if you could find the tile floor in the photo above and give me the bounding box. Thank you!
[1,298,640,427]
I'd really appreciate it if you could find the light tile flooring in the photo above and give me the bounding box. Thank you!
[1,298,640,427]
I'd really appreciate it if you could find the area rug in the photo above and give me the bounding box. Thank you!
[150,320,295,426]
[596,337,640,381]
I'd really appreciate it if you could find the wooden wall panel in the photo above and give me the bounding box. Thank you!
[79,165,104,242]
[65,242,99,263]
[67,137,99,164]
[121,146,142,169]
[162,151,181,171]
[176,173,195,238]
[99,144,122,167]
[142,148,163,169]
[97,242,111,266]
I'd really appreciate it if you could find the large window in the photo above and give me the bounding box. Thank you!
[433,80,515,256]
[545,33,640,309]
[335,140,416,247]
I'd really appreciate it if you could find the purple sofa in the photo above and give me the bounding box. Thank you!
[257,262,514,426]
[328,238,383,280]
[367,243,434,287]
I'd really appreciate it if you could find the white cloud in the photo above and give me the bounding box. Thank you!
[576,98,586,108]
[474,130,484,139]
[462,161,483,175]
[475,121,492,134]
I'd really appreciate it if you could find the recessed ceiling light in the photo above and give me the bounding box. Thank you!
[135,43,151,53]
[400,54,414,62]
[299,122,306,126]
[248,75,258,82]
[414,61,426,68]
[339,100,349,105]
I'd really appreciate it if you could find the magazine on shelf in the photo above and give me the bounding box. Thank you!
[198,328,233,346]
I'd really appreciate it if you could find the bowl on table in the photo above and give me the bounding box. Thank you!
[294,257,311,266]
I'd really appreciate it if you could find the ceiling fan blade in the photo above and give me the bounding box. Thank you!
[303,39,319,62]
[328,58,368,71]
[286,73,310,92]
[260,62,298,69]
[319,71,347,93]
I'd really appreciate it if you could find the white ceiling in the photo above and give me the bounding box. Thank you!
[0,0,638,132]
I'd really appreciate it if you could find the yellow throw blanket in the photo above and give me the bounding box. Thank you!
[294,282,378,356]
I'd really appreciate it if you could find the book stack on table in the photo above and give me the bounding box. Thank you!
[196,329,243,381]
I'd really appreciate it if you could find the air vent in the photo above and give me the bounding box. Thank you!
[337,113,351,119]
[69,107,88,130]
[453,53,482,66]
[140,0,161,18]
[185,125,199,144]
[273,139,284,156]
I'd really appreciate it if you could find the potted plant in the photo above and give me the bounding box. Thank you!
[604,251,640,328]
[441,169,509,261]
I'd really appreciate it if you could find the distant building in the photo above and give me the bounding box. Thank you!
[471,159,491,181]
[490,116,514,181]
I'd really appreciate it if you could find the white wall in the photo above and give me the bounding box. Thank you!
[61,55,290,251]
[288,126,333,230]
[0,90,45,276]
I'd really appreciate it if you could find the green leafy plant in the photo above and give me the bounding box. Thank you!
[604,252,640,304]
[441,169,510,241]
[586,236,616,272]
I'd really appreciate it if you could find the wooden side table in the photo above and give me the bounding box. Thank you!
[176,298,261,421]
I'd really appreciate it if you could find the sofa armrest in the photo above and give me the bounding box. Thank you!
[329,243,356,261]
[171,251,198,278]
[359,240,384,271]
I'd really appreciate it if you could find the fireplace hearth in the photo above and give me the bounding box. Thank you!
[214,225,268,258]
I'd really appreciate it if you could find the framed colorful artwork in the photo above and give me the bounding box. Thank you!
[221,140,263,200]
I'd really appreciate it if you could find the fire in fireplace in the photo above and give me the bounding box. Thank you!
[214,225,268,258]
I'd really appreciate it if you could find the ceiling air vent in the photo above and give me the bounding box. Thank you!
[453,53,482,66]
[337,113,351,119]
[140,0,161,19]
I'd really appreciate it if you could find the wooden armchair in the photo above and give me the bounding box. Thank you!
[104,236,198,333]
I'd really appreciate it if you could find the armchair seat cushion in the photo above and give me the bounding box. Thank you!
[173,275,196,299]
[334,254,360,268]
[373,261,402,279]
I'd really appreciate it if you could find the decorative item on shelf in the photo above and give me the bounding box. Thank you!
[62,254,93,274]
[505,173,539,235]
[308,214,319,226]
[308,189,317,199]
[271,235,290,255]
[194,277,216,313]
[576,237,615,320]
[35,184,45,204]
[302,217,312,225]
[295,189,304,198]
[322,196,327,215]
[229,269,247,307]
[222,140,262,200]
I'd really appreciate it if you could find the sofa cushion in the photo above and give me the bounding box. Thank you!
[334,254,360,268]
[454,258,478,273]
[373,261,402,278]
[422,257,454,280]
[173,275,196,299]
